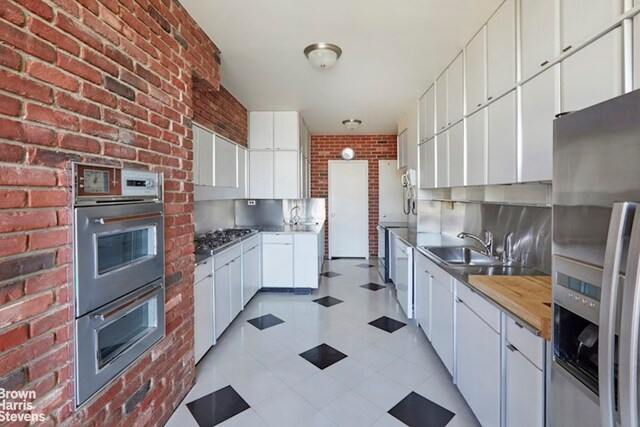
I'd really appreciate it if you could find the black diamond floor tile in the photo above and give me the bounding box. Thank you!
[369,316,407,333]
[355,263,375,269]
[388,392,455,427]
[186,385,250,426]
[299,343,347,370]
[360,282,386,291]
[320,271,342,278]
[313,296,344,307]
[247,313,284,330]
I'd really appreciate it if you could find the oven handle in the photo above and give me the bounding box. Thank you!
[619,206,640,427]
[93,212,162,225]
[599,202,633,427]
[92,284,162,321]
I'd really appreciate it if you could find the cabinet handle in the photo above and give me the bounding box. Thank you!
[455,297,463,303]
[207,273,213,278]
[507,343,518,352]
[487,96,493,101]
[540,60,549,67]
[476,103,482,107]
[448,122,451,126]
[515,321,525,329]
[562,45,572,53]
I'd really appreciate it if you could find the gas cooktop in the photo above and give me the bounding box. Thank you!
[194,228,257,256]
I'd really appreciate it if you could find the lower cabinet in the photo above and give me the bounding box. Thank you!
[262,234,294,288]
[242,235,261,306]
[415,254,432,340]
[431,274,454,375]
[214,246,242,339]
[194,261,214,363]
[294,234,319,288]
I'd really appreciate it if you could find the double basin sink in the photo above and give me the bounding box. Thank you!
[421,246,540,276]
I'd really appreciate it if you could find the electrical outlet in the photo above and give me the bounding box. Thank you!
[247,200,256,206]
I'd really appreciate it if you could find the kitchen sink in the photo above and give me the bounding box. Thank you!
[424,246,504,267]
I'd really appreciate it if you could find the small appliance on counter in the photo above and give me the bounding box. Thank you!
[73,164,165,406]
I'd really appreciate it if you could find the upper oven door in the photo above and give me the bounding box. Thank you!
[74,202,164,316]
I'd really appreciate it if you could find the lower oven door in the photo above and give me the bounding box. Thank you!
[75,280,165,406]
[74,202,164,316]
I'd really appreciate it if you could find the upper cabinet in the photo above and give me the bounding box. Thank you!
[193,124,214,186]
[436,71,448,132]
[214,135,238,188]
[397,129,408,169]
[249,111,300,150]
[419,138,436,189]
[248,112,273,149]
[521,0,556,79]
[419,85,435,143]
[448,122,464,187]
[560,0,623,53]
[488,91,517,185]
[465,26,487,113]
[487,0,516,100]
[466,109,487,187]
[447,53,464,125]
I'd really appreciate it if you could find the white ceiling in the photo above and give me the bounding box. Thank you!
[181,0,502,134]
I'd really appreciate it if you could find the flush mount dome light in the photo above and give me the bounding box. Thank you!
[304,43,342,69]
[342,118,362,130]
[341,147,355,160]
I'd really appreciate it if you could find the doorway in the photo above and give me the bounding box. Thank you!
[328,160,368,258]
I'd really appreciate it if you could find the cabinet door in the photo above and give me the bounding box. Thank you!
[195,125,214,186]
[397,130,408,169]
[465,26,487,113]
[448,122,464,187]
[488,91,516,185]
[236,147,246,198]
[262,243,293,287]
[456,301,501,427]
[242,249,252,307]
[506,344,545,427]
[249,111,274,149]
[194,276,214,363]
[214,264,231,339]
[448,53,464,125]
[431,277,453,374]
[415,262,431,340]
[436,71,448,132]
[561,0,622,52]
[419,139,436,189]
[436,131,449,188]
[229,257,242,321]
[193,125,200,185]
[521,0,556,79]
[425,85,435,140]
[214,136,237,188]
[251,244,261,295]
[466,109,487,186]
[273,151,299,198]
[273,111,299,150]
[561,27,623,113]
[249,150,274,198]
[418,93,427,143]
[487,0,516,99]
[294,234,318,288]
[521,66,556,182]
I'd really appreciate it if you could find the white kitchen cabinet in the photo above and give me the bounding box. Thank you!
[456,296,501,427]
[242,242,260,306]
[262,234,294,288]
[193,125,214,186]
[249,111,274,149]
[521,66,557,182]
[419,138,436,189]
[415,253,432,340]
[436,131,449,188]
[274,151,299,198]
[214,263,231,339]
[447,53,464,125]
[505,340,545,427]
[424,85,435,141]
[274,111,299,150]
[487,0,516,100]
[466,109,486,186]
[448,122,464,187]
[560,0,622,53]
[561,27,623,113]
[488,91,516,185]
[397,130,408,169]
[214,135,237,188]
[294,234,319,289]
[436,71,448,132]
[229,257,242,321]
[521,0,556,79]
[235,147,246,198]
[431,274,454,375]
[194,262,214,363]
[465,26,487,113]
[248,150,274,198]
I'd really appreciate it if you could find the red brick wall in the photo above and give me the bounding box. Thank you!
[193,84,248,146]
[310,135,397,256]
[0,0,221,425]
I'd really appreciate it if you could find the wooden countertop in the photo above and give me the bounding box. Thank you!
[467,275,552,340]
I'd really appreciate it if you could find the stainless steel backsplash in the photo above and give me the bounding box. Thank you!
[418,200,551,273]
[283,198,326,224]
[234,199,284,226]
[194,200,235,235]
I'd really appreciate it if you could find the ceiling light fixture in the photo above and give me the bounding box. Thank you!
[342,119,362,130]
[304,43,342,69]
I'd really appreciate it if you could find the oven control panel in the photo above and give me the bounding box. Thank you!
[121,169,161,197]
[75,164,163,205]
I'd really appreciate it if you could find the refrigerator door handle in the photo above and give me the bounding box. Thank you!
[599,202,633,427]
[620,208,640,427]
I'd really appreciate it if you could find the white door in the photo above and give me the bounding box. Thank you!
[378,160,406,222]
[328,160,368,258]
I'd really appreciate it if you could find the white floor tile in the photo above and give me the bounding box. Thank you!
[380,356,434,389]
[370,413,409,427]
[291,372,349,409]
[352,373,412,411]
[232,370,289,406]
[218,408,269,427]
[350,344,398,371]
[253,388,316,427]
[324,357,375,388]
[268,354,319,386]
[293,411,339,427]
[165,403,198,427]
[321,391,385,427]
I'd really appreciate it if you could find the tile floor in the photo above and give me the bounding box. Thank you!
[166,259,481,427]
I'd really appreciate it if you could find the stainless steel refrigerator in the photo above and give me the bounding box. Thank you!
[552,89,640,427]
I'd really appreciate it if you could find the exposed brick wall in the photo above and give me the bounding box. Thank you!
[310,135,397,256]
[193,84,248,146]
[0,0,221,425]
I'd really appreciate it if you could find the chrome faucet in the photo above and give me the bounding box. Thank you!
[501,232,514,264]
[457,230,494,256]
[289,205,301,224]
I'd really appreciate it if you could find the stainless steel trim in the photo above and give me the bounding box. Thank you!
[92,284,161,321]
[94,212,162,224]
[507,343,517,352]
[599,202,632,427]
[619,210,640,427]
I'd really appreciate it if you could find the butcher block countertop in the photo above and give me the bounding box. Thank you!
[467,275,552,340]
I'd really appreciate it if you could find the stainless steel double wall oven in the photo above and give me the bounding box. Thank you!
[73,164,165,406]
